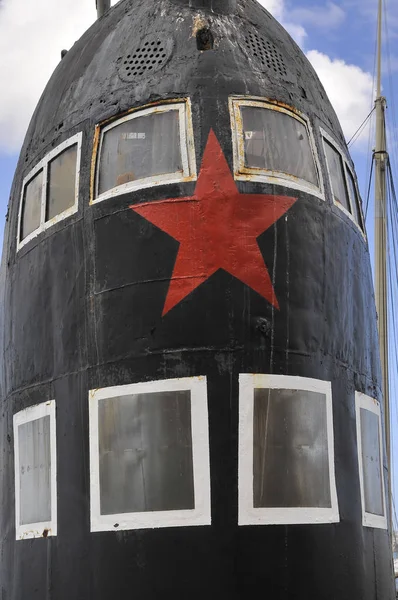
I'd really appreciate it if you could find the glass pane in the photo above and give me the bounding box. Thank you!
[324,139,351,212]
[21,170,43,241]
[347,169,363,228]
[98,390,194,515]
[240,106,319,186]
[360,408,384,516]
[253,388,331,508]
[18,416,51,525]
[98,110,182,196]
[46,144,77,221]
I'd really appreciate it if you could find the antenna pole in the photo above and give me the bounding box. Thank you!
[96,0,111,18]
[374,0,391,525]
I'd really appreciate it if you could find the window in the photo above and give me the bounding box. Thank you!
[46,144,78,221]
[346,168,364,230]
[13,401,57,540]
[93,100,197,203]
[355,392,387,529]
[324,139,350,211]
[239,374,339,525]
[322,129,364,232]
[18,133,82,250]
[230,97,323,199]
[89,377,211,531]
[21,170,43,240]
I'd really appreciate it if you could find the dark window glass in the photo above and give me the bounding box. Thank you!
[324,139,351,212]
[21,170,43,241]
[347,169,363,229]
[253,388,331,508]
[18,416,51,525]
[98,110,182,196]
[46,144,77,222]
[240,106,319,187]
[98,390,194,515]
[360,408,384,516]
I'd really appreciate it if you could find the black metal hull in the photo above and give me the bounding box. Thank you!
[0,0,395,598]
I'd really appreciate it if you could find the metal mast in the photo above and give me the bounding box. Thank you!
[374,0,391,518]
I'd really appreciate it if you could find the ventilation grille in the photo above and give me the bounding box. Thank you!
[244,30,287,77]
[117,34,174,82]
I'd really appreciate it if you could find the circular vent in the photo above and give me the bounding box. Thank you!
[117,34,174,82]
[244,30,287,77]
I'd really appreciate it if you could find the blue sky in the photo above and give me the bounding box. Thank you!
[0,0,397,523]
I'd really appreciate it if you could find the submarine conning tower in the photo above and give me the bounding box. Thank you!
[0,0,395,598]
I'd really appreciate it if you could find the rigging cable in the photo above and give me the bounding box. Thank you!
[384,0,398,178]
[383,0,398,537]
[347,108,376,148]
[364,155,375,221]
[363,18,378,203]
[386,157,398,532]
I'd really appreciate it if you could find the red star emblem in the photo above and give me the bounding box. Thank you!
[131,130,297,315]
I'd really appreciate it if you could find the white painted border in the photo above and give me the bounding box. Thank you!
[89,376,211,532]
[345,164,366,233]
[321,128,366,239]
[355,392,387,529]
[229,96,325,201]
[13,400,57,540]
[238,374,339,526]
[17,133,82,252]
[93,100,197,204]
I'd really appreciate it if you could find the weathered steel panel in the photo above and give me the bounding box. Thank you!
[0,0,395,598]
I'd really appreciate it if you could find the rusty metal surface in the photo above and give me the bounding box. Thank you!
[0,0,395,599]
[90,98,197,204]
[229,96,325,200]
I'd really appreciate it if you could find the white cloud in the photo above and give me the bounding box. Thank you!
[257,0,307,46]
[284,23,307,47]
[289,2,345,29]
[350,0,398,34]
[257,0,284,21]
[257,1,374,147]
[0,0,374,154]
[306,50,374,146]
[0,0,118,154]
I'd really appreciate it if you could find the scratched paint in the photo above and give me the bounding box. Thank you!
[91,98,197,205]
[0,0,394,598]
[229,97,326,201]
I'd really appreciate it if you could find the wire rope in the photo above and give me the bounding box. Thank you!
[386,157,398,535]
[365,155,375,221]
[347,108,376,148]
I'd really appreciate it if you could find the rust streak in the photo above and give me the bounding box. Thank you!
[90,125,101,205]
[97,97,190,130]
[89,98,192,204]
[192,14,209,37]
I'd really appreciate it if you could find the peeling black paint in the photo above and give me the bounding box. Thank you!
[0,0,395,598]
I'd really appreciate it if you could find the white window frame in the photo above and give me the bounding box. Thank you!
[355,392,387,529]
[17,133,82,251]
[238,374,339,526]
[89,376,211,532]
[229,96,325,201]
[13,400,57,540]
[321,128,365,237]
[93,99,197,204]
